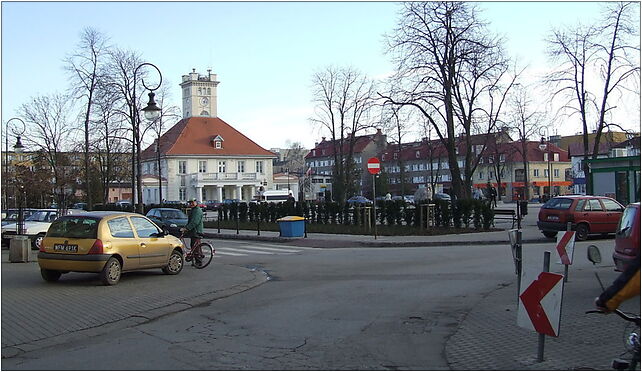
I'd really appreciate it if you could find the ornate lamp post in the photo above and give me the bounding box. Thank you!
[4,118,25,209]
[539,128,552,201]
[132,62,162,214]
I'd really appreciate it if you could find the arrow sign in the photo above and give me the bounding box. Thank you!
[556,231,575,265]
[518,272,564,337]
[367,157,381,175]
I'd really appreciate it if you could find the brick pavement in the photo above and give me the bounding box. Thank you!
[445,261,640,370]
[1,250,268,358]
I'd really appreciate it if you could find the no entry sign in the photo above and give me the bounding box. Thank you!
[367,157,381,175]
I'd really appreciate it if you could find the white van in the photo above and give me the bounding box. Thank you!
[255,190,296,203]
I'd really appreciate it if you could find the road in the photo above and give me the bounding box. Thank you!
[3,238,522,370]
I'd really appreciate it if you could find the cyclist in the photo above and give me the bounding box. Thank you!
[595,255,640,312]
[180,198,204,265]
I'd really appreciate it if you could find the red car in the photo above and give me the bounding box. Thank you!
[613,203,640,272]
[537,195,625,240]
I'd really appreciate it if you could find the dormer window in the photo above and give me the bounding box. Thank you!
[211,135,224,149]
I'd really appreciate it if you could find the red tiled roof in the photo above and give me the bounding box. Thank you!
[141,117,276,160]
[305,134,376,159]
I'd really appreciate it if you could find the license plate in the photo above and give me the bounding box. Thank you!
[53,244,78,253]
[547,215,560,221]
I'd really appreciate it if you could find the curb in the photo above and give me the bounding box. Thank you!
[203,232,551,248]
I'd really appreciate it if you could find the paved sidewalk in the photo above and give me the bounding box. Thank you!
[446,261,640,370]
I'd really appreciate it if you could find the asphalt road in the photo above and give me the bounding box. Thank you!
[3,240,522,370]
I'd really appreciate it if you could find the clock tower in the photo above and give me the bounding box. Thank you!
[180,68,220,119]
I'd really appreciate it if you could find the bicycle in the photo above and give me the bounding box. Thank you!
[179,232,214,269]
[586,309,640,370]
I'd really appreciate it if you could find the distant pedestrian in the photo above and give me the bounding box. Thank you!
[287,192,295,203]
[489,186,497,208]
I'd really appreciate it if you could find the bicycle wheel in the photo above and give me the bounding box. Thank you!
[192,242,214,269]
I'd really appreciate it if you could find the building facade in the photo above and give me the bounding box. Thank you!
[141,69,277,204]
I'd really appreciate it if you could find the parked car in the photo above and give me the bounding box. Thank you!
[612,202,640,272]
[72,202,88,210]
[347,196,372,205]
[433,193,452,202]
[146,208,189,237]
[1,208,37,226]
[205,200,222,210]
[537,195,624,241]
[38,211,185,285]
[2,209,84,250]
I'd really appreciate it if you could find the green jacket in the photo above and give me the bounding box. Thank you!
[184,206,204,237]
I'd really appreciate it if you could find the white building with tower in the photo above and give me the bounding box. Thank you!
[140,69,277,204]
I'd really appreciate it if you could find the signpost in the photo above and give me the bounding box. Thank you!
[367,157,380,240]
[517,251,564,362]
[556,224,575,282]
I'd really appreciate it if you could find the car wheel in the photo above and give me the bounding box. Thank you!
[100,257,122,286]
[40,269,62,282]
[162,249,184,275]
[32,234,45,250]
[575,223,589,241]
[542,231,557,239]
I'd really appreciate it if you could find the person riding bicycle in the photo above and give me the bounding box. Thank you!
[595,255,640,312]
[180,198,204,264]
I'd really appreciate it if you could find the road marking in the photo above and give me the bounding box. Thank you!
[247,245,301,253]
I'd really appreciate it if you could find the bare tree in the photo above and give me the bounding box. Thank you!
[507,83,547,200]
[546,2,640,194]
[310,65,378,203]
[65,27,110,210]
[19,93,79,208]
[381,2,516,199]
[380,103,414,196]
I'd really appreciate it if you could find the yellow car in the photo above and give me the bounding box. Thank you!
[38,211,185,285]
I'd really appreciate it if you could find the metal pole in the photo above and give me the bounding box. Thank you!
[537,251,551,362]
[372,174,377,240]
[516,230,523,302]
[564,222,572,282]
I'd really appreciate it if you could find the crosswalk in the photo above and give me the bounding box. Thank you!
[208,242,308,257]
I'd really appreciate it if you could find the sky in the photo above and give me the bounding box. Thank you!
[2,1,640,152]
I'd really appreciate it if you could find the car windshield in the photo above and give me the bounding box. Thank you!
[617,206,636,237]
[47,216,100,239]
[26,211,56,222]
[160,210,187,219]
[543,198,573,210]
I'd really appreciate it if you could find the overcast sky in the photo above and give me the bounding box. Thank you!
[2,1,639,151]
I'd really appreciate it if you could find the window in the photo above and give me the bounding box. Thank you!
[554,169,560,178]
[131,217,159,238]
[544,168,549,177]
[499,154,506,163]
[554,153,559,161]
[215,141,222,149]
[179,188,186,200]
[416,151,420,158]
[180,176,186,187]
[178,161,187,174]
[108,217,134,238]
[256,161,264,174]
[237,161,245,173]
[479,172,484,179]
[534,169,540,177]
[218,161,226,173]
[393,153,398,160]
[586,199,604,211]
[199,161,207,173]
[602,199,623,212]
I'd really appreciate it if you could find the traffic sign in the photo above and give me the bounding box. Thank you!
[367,157,381,175]
[555,231,576,265]
[518,271,564,337]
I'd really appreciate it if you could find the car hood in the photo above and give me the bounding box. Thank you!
[164,218,188,226]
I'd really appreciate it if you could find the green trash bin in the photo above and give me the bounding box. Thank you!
[277,216,305,237]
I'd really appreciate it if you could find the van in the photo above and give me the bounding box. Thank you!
[255,190,295,203]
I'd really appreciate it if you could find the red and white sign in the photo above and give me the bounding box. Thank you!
[556,231,576,265]
[518,272,564,337]
[367,157,381,175]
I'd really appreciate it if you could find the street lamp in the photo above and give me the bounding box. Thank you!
[132,62,162,214]
[286,167,290,193]
[539,128,552,201]
[3,118,25,209]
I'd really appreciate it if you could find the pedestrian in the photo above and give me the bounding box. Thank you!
[287,192,295,203]
[489,186,497,208]
[385,192,392,201]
